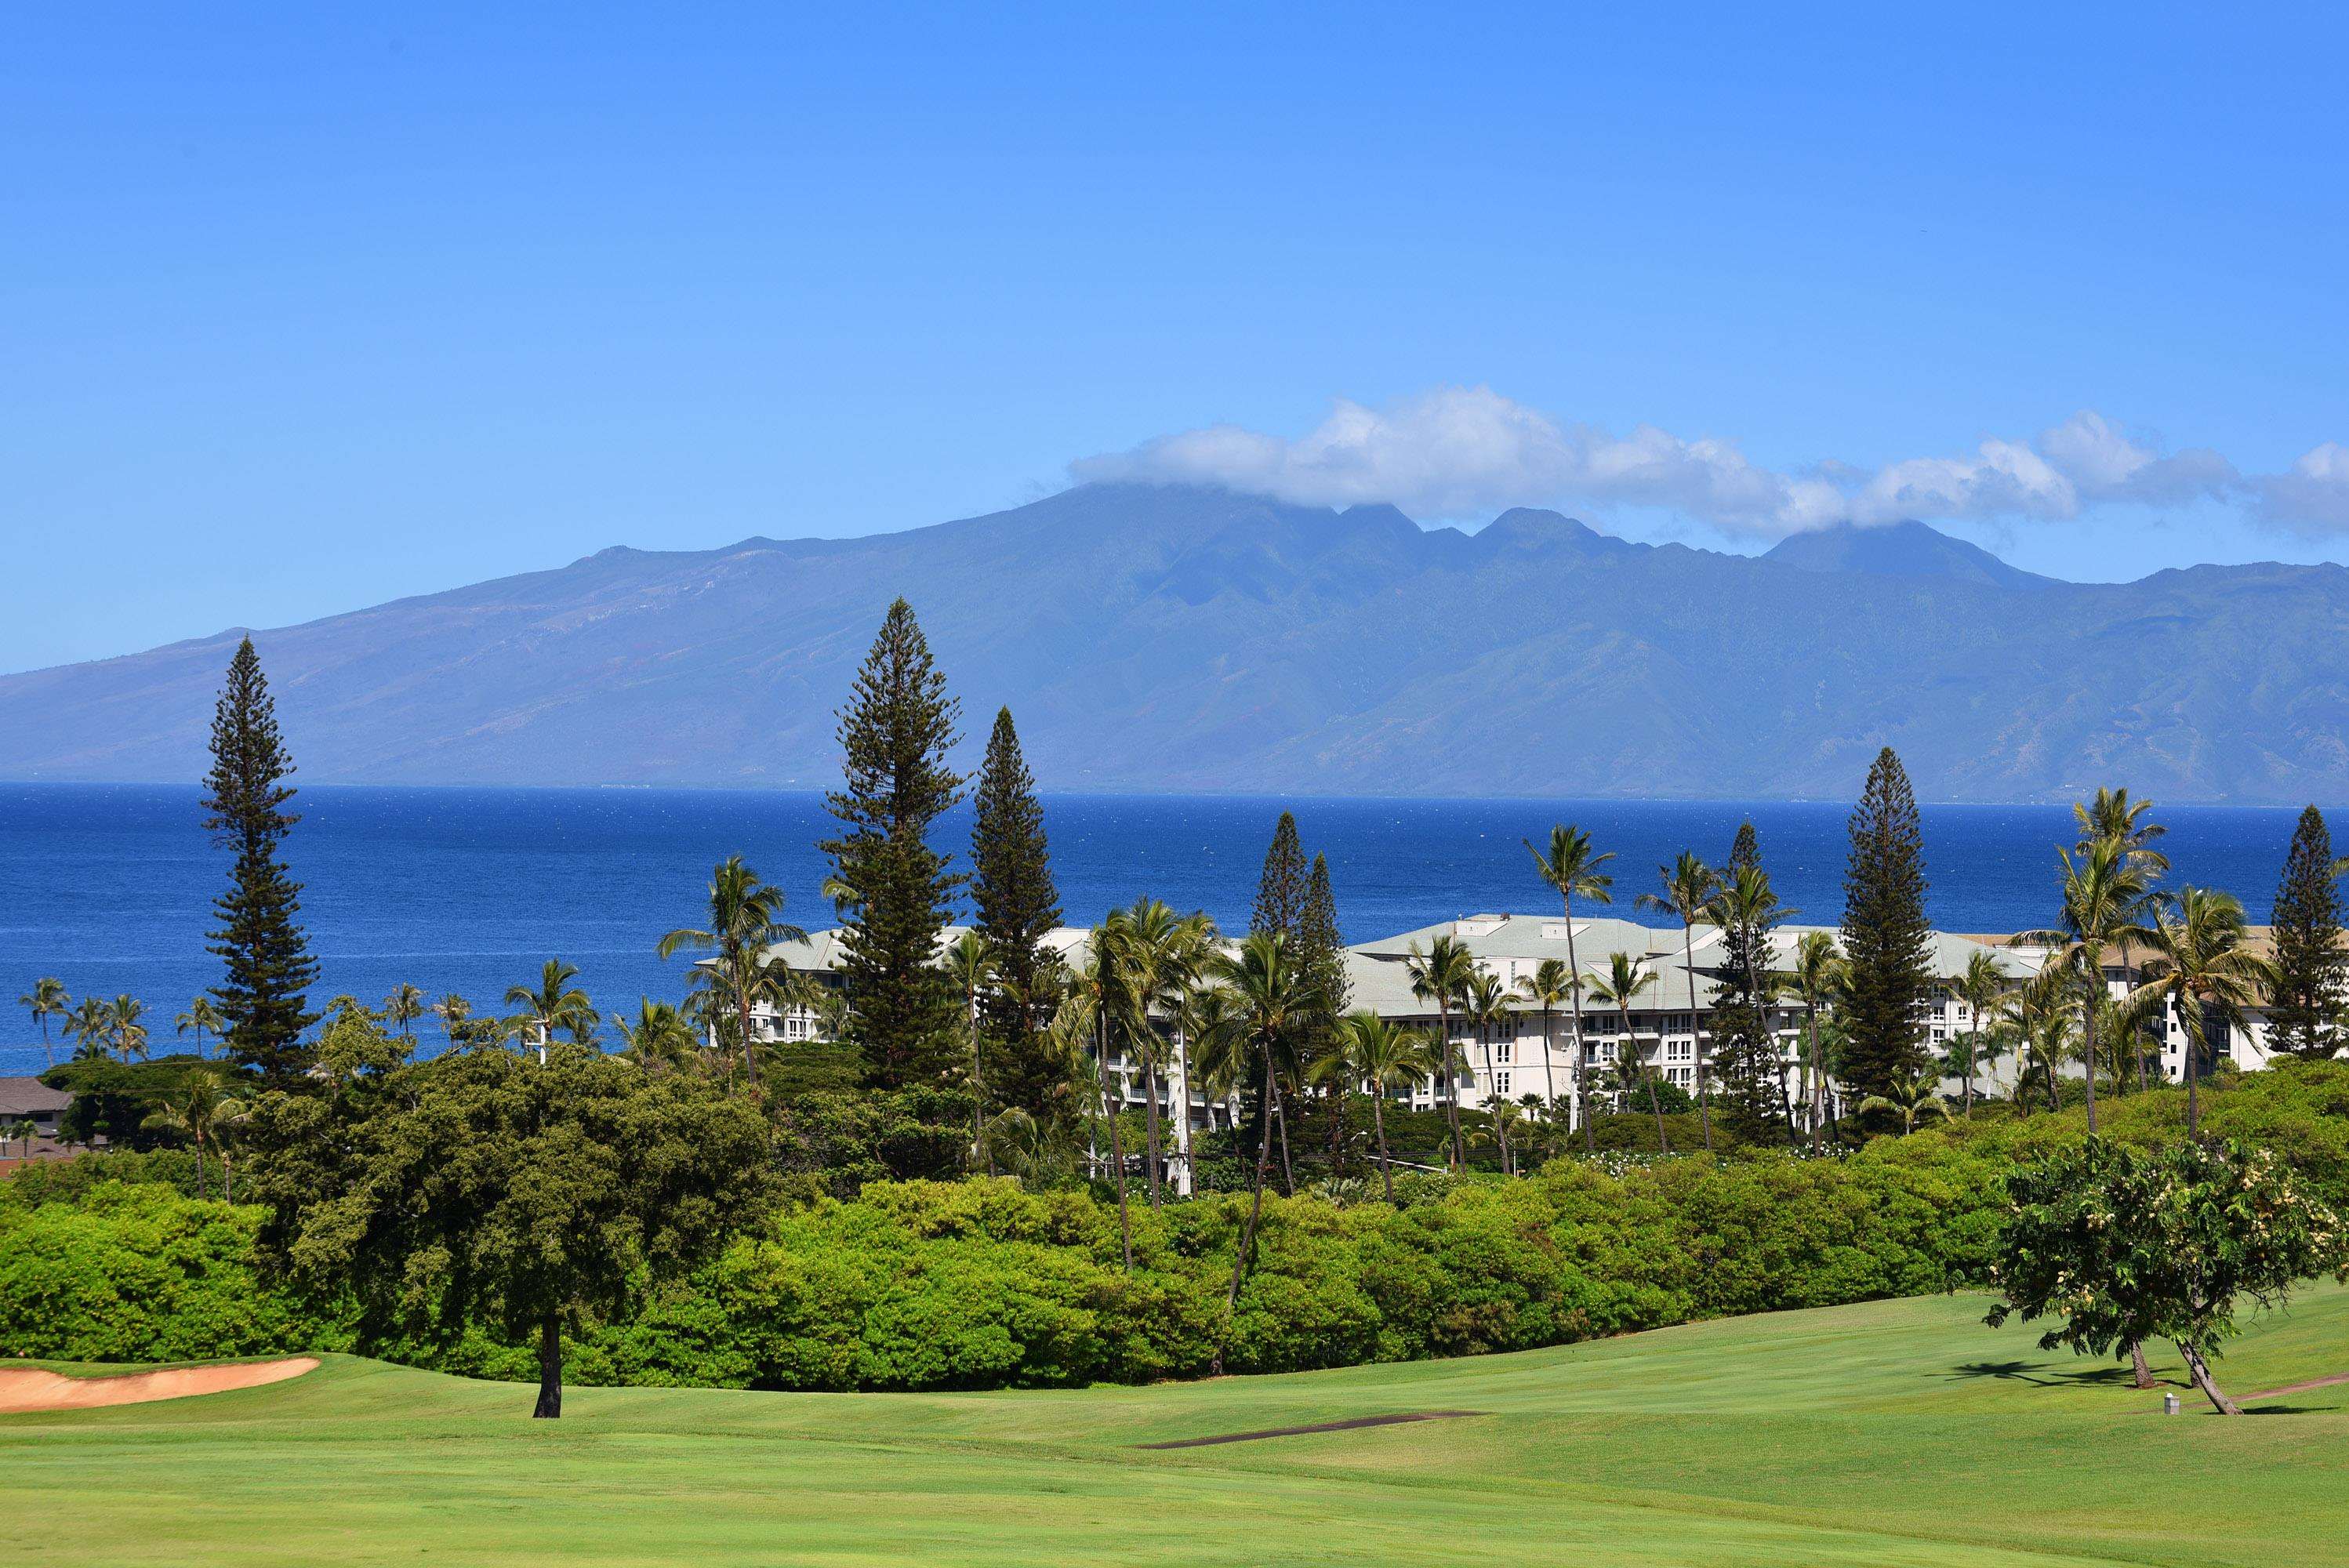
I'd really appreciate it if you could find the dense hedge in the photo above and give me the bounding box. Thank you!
[5,1061,2343,1390]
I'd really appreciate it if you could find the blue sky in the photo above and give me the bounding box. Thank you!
[8,4,2349,672]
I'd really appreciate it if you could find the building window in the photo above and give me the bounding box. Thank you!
[1494,1071,1512,1097]
[1496,1041,1513,1064]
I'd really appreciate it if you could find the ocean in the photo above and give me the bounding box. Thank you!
[0,782,2317,1073]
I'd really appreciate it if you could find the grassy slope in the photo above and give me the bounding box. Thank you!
[5,1285,2344,1568]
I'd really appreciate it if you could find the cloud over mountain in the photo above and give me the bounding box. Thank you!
[1075,387,2338,535]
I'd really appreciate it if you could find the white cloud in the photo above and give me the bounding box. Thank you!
[2256,442,2349,534]
[1073,387,2321,538]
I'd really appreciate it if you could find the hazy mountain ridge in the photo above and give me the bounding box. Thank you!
[4,484,2345,804]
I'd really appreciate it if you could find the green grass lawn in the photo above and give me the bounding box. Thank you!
[7,1284,2346,1567]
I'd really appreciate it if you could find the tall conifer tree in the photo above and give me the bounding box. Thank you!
[820,599,965,1087]
[202,639,319,1089]
[1251,812,1310,939]
[1710,822,1786,1142]
[1839,747,1933,1105]
[2268,804,2344,1058]
[1299,851,1352,1167]
[969,707,1063,1109]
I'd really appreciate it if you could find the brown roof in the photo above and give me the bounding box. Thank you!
[0,1077,71,1116]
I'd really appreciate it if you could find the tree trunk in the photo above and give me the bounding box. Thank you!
[1437,1004,1464,1170]
[1101,1012,1132,1270]
[970,994,988,1175]
[1273,1089,1294,1196]
[1539,1004,1558,1112]
[2177,1340,2240,1415]
[1373,1095,1394,1203]
[2080,968,2100,1134]
[1174,1025,1195,1198]
[1563,909,1596,1156]
[2185,1009,2203,1138]
[1963,1030,1975,1116]
[1142,1040,1164,1209]
[1684,924,1712,1152]
[1637,1006,1671,1152]
[1807,1004,1825,1150]
[2129,1340,2155,1389]
[1211,1052,1281,1375]
[533,1312,563,1420]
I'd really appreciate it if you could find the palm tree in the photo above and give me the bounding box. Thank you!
[1948,949,2009,1116]
[381,982,426,1040]
[1403,935,1477,1170]
[1201,931,1327,1374]
[657,856,806,1090]
[615,998,698,1072]
[1857,1067,1950,1134]
[1636,851,1719,1149]
[65,996,113,1062]
[1586,953,1665,1150]
[173,996,225,1060]
[1700,861,1794,1145]
[1108,899,1217,1201]
[1778,931,1844,1145]
[1463,968,1515,1138]
[1526,825,1614,1154]
[2124,887,2276,1137]
[109,996,149,1062]
[212,1091,254,1202]
[1068,921,1136,1262]
[2012,837,2155,1134]
[19,978,67,1069]
[2075,787,2169,1091]
[504,959,597,1064]
[942,930,997,1173]
[1997,967,2079,1115]
[1480,1098,1529,1176]
[1514,956,1575,1120]
[430,993,473,1043]
[5,1119,35,1157]
[140,1069,235,1199]
[1311,1011,1432,1203]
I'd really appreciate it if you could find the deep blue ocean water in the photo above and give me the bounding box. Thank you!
[0,782,2315,1073]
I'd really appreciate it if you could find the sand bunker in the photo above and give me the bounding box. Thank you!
[0,1357,318,1414]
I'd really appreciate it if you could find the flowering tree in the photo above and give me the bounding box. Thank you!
[1986,1137,2347,1414]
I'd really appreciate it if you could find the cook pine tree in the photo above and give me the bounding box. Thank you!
[203,638,320,1089]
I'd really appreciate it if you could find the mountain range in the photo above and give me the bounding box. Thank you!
[4,483,2346,804]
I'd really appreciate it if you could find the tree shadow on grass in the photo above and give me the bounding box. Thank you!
[1947,1360,2170,1389]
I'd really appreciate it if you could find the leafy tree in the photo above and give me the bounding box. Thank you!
[968,707,1061,1041]
[175,996,225,1060]
[2267,805,2344,1060]
[201,639,320,1089]
[19,978,67,1069]
[249,1043,771,1417]
[1525,824,1614,1154]
[1987,1138,2349,1414]
[819,600,966,1087]
[658,857,806,1088]
[1840,748,1933,1112]
[2124,887,2276,1136]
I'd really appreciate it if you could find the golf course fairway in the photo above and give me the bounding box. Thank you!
[6,1286,2344,1567]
